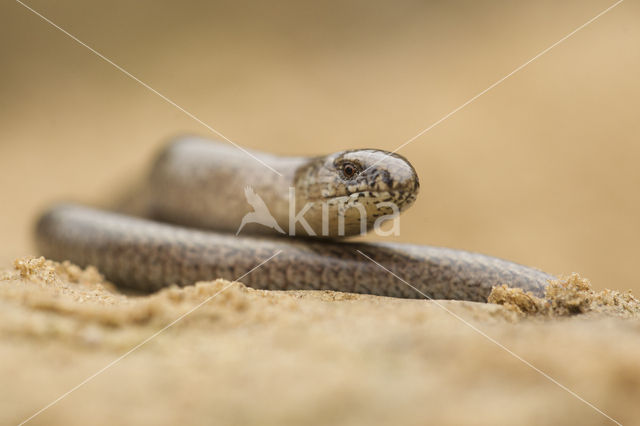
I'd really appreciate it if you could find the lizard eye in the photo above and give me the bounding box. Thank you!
[340,162,359,179]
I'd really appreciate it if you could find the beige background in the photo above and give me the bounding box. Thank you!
[2,0,639,291]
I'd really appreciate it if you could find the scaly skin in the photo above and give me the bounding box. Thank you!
[34,137,553,301]
[148,137,419,237]
[36,204,552,301]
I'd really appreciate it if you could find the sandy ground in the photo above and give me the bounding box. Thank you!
[2,1,640,425]
[2,257,639,425]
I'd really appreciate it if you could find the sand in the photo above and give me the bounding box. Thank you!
[2,256,639,425]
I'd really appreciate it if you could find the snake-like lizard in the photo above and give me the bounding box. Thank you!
[35,137,553,301]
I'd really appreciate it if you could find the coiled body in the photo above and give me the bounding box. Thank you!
[36,204,551,301]
[34,138,553,302]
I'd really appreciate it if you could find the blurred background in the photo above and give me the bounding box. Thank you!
[1,0,638,291]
